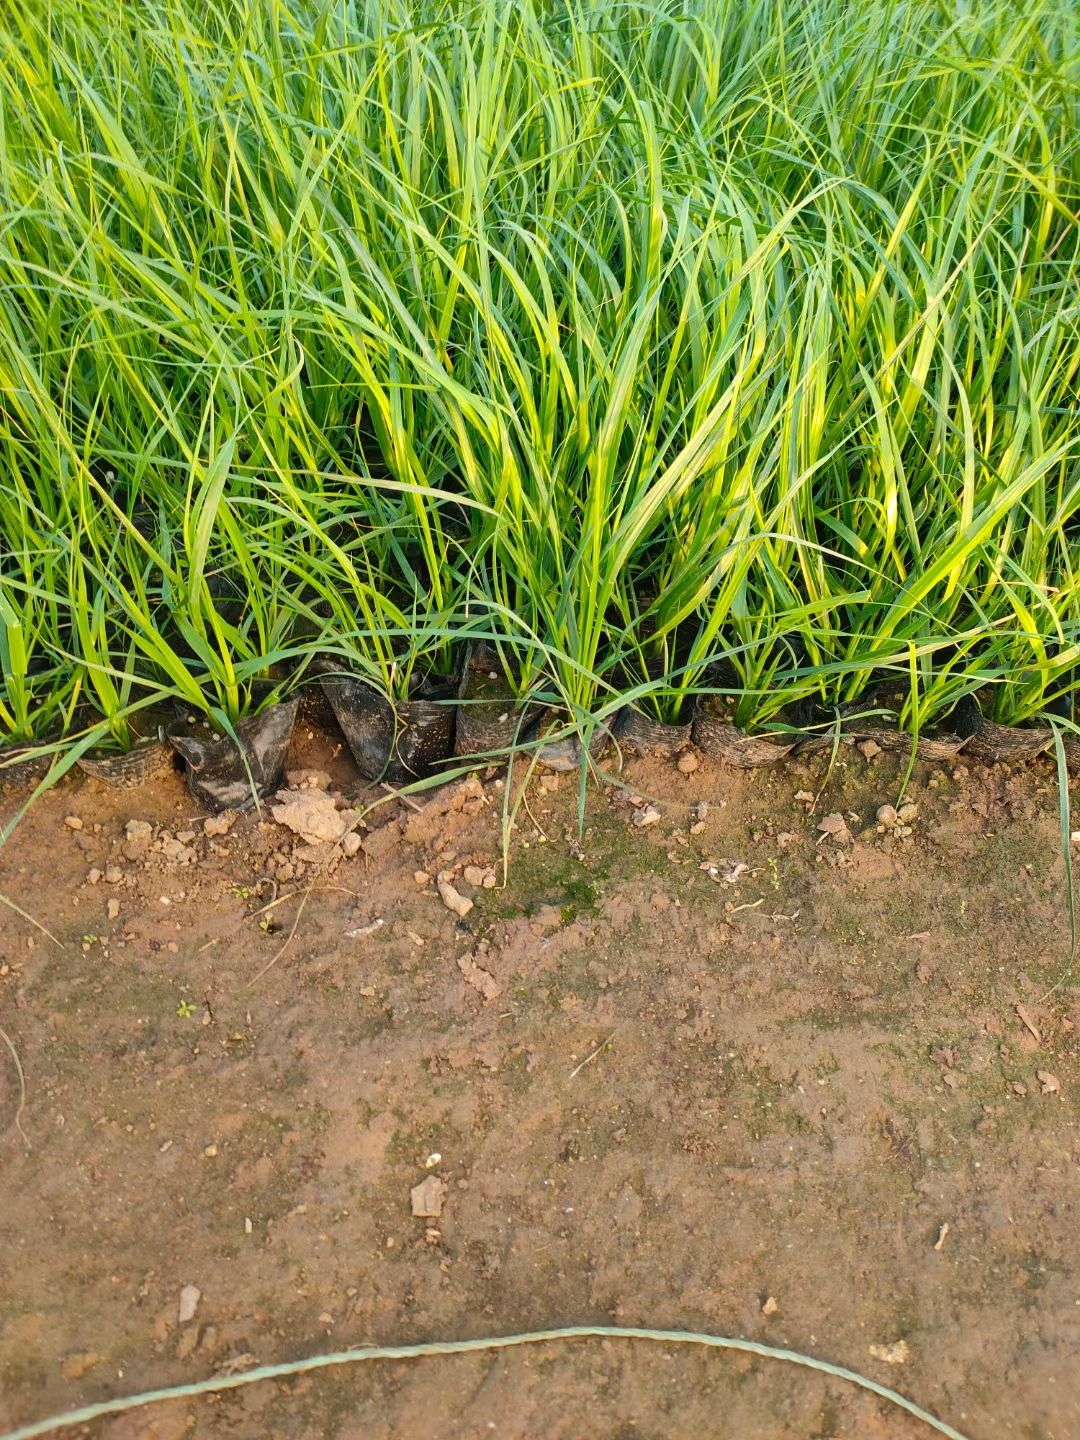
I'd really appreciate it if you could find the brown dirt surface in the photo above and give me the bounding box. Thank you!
[1,734,1079,1439]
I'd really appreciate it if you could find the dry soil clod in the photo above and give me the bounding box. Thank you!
[817,812,852,844]
[410,1175,447,1219]
[270,788,361,846]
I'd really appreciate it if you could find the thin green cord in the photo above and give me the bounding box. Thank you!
[0,1326,971,1440]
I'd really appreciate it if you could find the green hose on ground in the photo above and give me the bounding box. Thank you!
[0,1325,971,1440]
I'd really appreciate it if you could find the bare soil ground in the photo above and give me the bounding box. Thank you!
[1,733,1078,1440]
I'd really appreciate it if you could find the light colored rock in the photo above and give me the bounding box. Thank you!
[104,865,124,884]
[633,805,662,828]
[341,832,363,858]
[203,812,236,837]
[437,875,473,918]
[875,804,898,827]
[178,1285,201,1325]
[868,1340,910,1366]
[64,815,83,831]
[857,739,882,760]
[897,801,918,823]
[676,751,699,775]
[107,898,120,921]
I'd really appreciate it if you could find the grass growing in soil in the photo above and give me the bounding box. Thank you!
[0,0,1078,765]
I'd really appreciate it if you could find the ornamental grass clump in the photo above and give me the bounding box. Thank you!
[0,0,1076,782]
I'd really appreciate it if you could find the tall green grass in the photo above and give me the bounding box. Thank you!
[0,0,1078,759]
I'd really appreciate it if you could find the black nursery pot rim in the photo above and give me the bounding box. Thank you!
[954,694,1053,761]
[955,692,1052,736]
[165,694,299,739]
[0,740,54,786]
[317,661,457,782]
[167,697,300,812]
[617,705,693,756]
[77,735,177,788]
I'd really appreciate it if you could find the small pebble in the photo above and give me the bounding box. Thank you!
[64,816,83,831]
[676,751,699,775]
[876,804,898,828]
[203,1144,218,1159]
